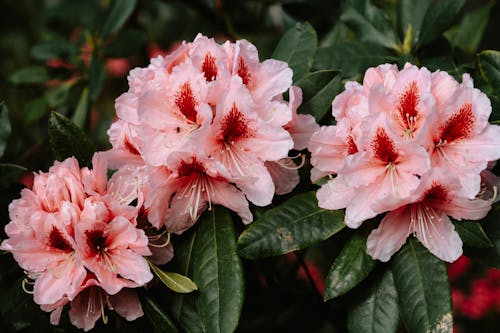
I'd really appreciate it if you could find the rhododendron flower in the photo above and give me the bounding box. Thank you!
[105,33,316,231]
[0,154,171,330]
[309,63,500,262]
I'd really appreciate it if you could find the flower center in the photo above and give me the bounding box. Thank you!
[85,229,108,255]
[178,157,207,178]
[372,128,398,164]
[48,226,72,252]
[202,52,217,82]
[220,104,252,144]
[175,82,198,123]
[423,182,449,202]
[398,81,420,138]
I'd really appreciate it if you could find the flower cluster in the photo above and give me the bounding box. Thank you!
[309,63,500,262]
[105,34,317,234]
[0,154,173,331]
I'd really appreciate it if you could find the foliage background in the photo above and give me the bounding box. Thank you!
[1,0,500,332]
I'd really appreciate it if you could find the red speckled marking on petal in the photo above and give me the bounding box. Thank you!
[439,103,474,144]
[372,128,398,164]
[85,229,108,255]
[346,135,358,155]
[48,226,72,252]
[423,182,449,202]
[175,82,198,123]
[202,52,217,82]
[178,157,206,177]
[124,136,140,155]
[237,57,251,85]
[398,81,420,129]
[220,104,253,143]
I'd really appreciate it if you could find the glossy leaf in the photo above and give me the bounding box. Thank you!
[140,293,179,333]
[324,232,375,301]
[347,268,399,333]
[418,0,466,48]
[193,207,244,333]
[0,164,26,190]
[0,102,11,158]
[9,66,49,85]
[272,22,317,82]
[392,238,453,333]
[48,111,96,167]
[148,260,197,293]
[238,192,345,259]
[396,0,431,46]
[100,0,137,39]
[454,220,493,249]
[478,50,500,92]
[295,70,342,121]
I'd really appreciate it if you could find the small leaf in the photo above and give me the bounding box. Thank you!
[48,111,96,167]
[347,268,399,333]
[238,192,345,259]
[140,293,179,333]
[9,66,49,85]
[0,164,27,190]
[478,50,500,92]
[418,0,466,48]
[71,88,89,129]
[0,102,11,158]
[193,207,244,333]
[454,220,493,248]
[392,238,453,333]
[148,260,197,293]
[89,56,105,102]
[100,0,137,40]
[272,22,318,82]
[324,232,375,301]
[103,29,147,57]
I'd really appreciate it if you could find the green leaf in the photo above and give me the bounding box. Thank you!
[140,293,179,333]
[103,29,147,57]
[9,66,49,85]
[418,0,466,48]
[347,268,399,333]
[23,98,48,125]
[193,207,244,333]
[48,111,96,167]
[0,164,26,190]
[237,192,345,259]
[295,70,342,121]
[0,102,11,158]
[100,0,137,40]
[89,56,105,102]
[392,238,453,333]
[314,42,397,79]
[272,22,317,82]
[464,205,500,268]
[30,39,74,61]
[45,81,73,108]
[446,1,494,54]
[478,50,500,93]
[454,220,493,248]
[396,0,432,46]
[340,0,398,50]
[148,260,197,293]
[324,232,375,301]
[71,88,89,129]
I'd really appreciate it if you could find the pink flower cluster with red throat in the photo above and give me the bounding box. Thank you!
[105,34,318,234]
[0,154,173,331]
[309,63,500,263]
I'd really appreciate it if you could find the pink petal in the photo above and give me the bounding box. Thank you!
[110,289,144,321]
[211,179,253,224]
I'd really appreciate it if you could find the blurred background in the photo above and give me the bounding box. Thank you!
[1,0,499,332]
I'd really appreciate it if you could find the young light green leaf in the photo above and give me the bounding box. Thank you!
[347,268,399,333]
[238,192,345,260]
[100,0,137,40]
[478,50,500,92]
[454,220,493,249]
[272,22,317,82]
[148,260,197,293]
[392,238,453,333]
[48,111,96,167]
[0,102,11,158]
[295,70,342,121]
[9,66,49,85]
[418,0,466,48]
[71,88,89,129]
[193,207,244,333]
[0,164,27,190]
[140,293,179,333]
[396,0,431,46]
[324,232,375,301]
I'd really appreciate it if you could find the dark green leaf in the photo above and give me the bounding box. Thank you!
[340,0,398,50]
[478,50,500,92]
[446,1,494,54]
[45,81,73,108]
[23,98,48,125]
[324,232,375,301]
[140,293,179,333]
[396,0,431,46]
[0,102,11,158]
[348,268,399,333]
[193,207,244,333]
[9,66,49,85]
[454,220,493,248]
[48,111,96,167]
[30,39,74,61]
[238,192,345,259]
[418,0,466,48]
[148,260,197,293]
[0,164,26,190]
[392,238,453,333]
[464,205,500,268]
[100,0,137,40]
[103,29,147,57]
[89,56,105,102]
[71,88,89,129]
[272,22,317,82]
[314,42,397,79]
